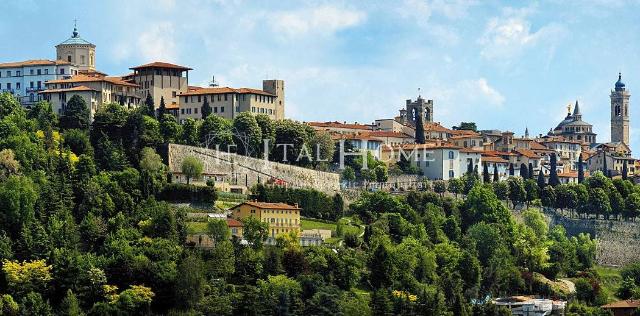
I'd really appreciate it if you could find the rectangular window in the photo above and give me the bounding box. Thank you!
[37,69,41,75]
[16,71,21,76]
[44,69,48,75]
[16,83,20,90]
[30,82,34,88]
[181,109,184,115]
[197,96,201,103]
[7,71,11,77]
[30,69,34,75]
[37,81,41,88]
[217,95,221,101]
[172,91,177,97]
[194,108,198,114]
[214,107,218,113]
[224,94,228,101]
[221,107,224,112]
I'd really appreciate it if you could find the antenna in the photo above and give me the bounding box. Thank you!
[209,75,218,87]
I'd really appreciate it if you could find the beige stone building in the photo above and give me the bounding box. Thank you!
[40,74,141,120]
[55,27,95,72]
[126,62,192,112]
[178,81,284,122]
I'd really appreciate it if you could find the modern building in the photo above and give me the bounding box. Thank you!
[548,100,597,145]
[126,62,192,112]
[40,74,141,120]
[178,83,283,122]
[55,26,96,72]
[0,60,78,107]
[230,201,301,238]
[611,73,631,146]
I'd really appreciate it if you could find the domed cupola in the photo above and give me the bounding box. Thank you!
[615,72,626,91]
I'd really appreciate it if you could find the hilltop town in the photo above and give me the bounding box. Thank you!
[2,26,640,315]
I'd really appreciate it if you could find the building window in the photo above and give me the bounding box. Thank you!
[67,56,72,62]
[7,71,11,77]
[16,83,20,90]
[181,109,184,115]
[449,170,455,178]
[221,107,224,113]
[36,69,41,75]
[448,151,454,159]
[16,71,21,76]
[172,91,177,97]
[194,108,198,114]
[214,107,218,113]
[30,69,34,75]
[44,69,48,75]
[224,94,228,101]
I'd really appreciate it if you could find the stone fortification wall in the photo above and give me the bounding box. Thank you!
[167,144,340,194]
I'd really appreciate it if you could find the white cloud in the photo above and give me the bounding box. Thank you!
[136,22,177,62]
[269,5,366,38]
[463,78,505,106]
[479,7,566,61]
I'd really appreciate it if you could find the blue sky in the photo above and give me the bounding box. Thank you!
[1,0,639,151]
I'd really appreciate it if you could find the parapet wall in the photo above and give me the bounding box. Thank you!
[167,144,340,194]
[547,211,640,266]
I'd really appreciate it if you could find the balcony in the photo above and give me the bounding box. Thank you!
[26,87,44,93]
[1,89,15,94]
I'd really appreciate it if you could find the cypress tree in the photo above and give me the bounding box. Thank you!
[145,93,154,117]
[158,96,167,119]
[578,155,585,183]
[519,163,528,178]
[528,162,534,179]
[414,111,426,144]
[473,164,478,175]
[508,163,514,176]
[483,163,490,183]
[201,97,212,119]
[549,153,560,186]
[493,163,499,182]
[537,168,546,190]
[467,160,473,175]
[622,159,628,180]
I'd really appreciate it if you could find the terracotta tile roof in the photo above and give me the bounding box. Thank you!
[46,75,139,87]
[39,85,98,94]
[449,129,478,136]
[423,122,452,133]
[308,121,373,130]
[539,136,582,144]
[362,131,413,138]
[514,148,542,159]
[180,87,275,97]
[530,141,550,150]
[233,201,301,210]
[481,155,509,164]
[226,218,243,227]
[130,61,192,71]
[0,59,72,68]
[188,86,204,91]
[166,102,179,110]
[450,133,482,139]
[602,300,640,309]
[381,142,459,152]
[331,133,382,141]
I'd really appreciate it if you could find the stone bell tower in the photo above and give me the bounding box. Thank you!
[611,73,630,145]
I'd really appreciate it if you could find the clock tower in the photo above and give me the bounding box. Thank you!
[611,73,630,145]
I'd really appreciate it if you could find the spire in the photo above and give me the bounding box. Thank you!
[72,19,78,38]
[615,72,626,91]
[572,100,581,116]
[525,127,529,138]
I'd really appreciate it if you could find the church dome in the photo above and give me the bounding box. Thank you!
[615,72,626,90]
[57,27,94,47]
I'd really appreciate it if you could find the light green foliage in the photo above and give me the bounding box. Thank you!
[181,156,203,184]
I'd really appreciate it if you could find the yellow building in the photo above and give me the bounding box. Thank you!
[230,201,301,238]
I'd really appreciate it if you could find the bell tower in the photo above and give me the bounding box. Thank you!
[611,73,630,145]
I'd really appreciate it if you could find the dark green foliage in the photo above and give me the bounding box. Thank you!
[414,111,425,144]
[549,154,560,186]
[201,97,212,119]
[252,183,341,220]
[483,163,490,183]
[144,93,155,117]
[60,95,90,130]
[157,183,217,203]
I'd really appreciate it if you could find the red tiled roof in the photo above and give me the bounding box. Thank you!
[180,87,275,97]
[381,142,459,152]
[460,148,483,153]
[449,129,478,136]
[0,59,72,68]
[226,218,243,227]
[331,133,382,141]
[46,75,139,87]
[39,85,99,94]
[130,61,192,70]
[308,121,372,130]
[482,155,509,164]
[364,131,413,138]
[514,148,542,159]
[424,122,452,133]
[232,201,301,210]
[450,133,482,139]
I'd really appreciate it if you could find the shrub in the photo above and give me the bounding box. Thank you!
[158,183,217,203]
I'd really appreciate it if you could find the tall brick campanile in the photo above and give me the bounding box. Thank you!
[611,73,630,146]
